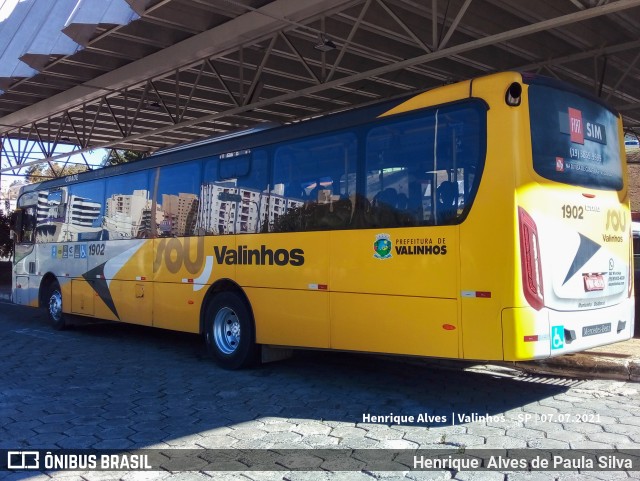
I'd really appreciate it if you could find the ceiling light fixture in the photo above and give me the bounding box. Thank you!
[314,34,337,52]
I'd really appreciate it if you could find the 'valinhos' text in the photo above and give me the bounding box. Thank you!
[395,245,447,255]
[214,245,305,266]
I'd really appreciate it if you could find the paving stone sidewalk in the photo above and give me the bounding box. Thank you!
[1,302,639,480]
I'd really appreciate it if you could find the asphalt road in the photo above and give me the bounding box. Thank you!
[1,301,639,481]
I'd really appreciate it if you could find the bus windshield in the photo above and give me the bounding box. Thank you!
[528,83,622,190]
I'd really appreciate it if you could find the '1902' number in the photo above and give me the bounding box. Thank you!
[89,244,105,256]
[561,205,584,219]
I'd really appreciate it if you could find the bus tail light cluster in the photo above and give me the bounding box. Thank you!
[518,207,544,310]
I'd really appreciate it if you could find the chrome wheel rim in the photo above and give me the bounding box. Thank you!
[49,290,62,322]
[213,307,240,355]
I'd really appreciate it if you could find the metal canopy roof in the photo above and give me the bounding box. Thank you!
[1,0,640,177]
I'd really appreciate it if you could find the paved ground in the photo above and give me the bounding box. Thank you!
[1,301,639,481]
[517,337,640,382]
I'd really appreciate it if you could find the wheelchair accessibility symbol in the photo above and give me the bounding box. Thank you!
[551,325,564,350]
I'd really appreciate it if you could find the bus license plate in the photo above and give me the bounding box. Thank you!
[583,273,605,292]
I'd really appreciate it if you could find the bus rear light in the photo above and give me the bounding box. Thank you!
[442,324,456,330]
[524,335,538,342]
[518,207,544,310]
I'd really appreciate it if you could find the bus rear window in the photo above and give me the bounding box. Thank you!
[528,84,622,190]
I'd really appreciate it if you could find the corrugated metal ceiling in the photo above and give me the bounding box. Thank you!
[1,0,639,175]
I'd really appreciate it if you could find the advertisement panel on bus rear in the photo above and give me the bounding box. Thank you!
[529,84,622,190]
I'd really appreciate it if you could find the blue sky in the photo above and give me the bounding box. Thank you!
[1,139,107,190]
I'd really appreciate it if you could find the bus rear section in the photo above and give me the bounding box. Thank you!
[504,76,634,361]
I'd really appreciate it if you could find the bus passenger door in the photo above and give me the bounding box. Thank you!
[12,206,37,307]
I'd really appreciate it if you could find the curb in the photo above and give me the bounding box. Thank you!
[517,354,640,382]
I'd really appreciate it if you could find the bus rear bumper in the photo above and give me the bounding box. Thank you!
[502,298,634,361]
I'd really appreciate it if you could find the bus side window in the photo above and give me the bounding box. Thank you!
[365,102,485,228]
[34,189,66,243]
[156,161,201,238]
[271,133,357,233]
[199,151,268,235]
[67,181,105,242]
[104,171,151,240]
[20,207,36,244]
[366,117,434,228]
[233,150,269,235]
[436,180,459,225]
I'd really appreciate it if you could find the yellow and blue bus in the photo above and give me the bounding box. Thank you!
[11,71,634,369]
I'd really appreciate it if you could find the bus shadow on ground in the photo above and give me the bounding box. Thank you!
[0,302,574,457]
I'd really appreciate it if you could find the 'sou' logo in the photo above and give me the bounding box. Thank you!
[154,237,204,274]
[373,233,392,260]
[605,209,627,232]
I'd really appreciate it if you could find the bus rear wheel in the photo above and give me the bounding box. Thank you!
[45,280,66,330]
[204,292,258,369]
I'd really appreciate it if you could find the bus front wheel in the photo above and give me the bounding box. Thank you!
[204,292,258,369]
[45,281,66,330]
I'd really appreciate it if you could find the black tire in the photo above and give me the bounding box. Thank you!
[44,280,66,330]
[204,291,259,369]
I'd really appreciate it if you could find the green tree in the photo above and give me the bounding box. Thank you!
[0,210,13,258]
[102,149,146,166]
